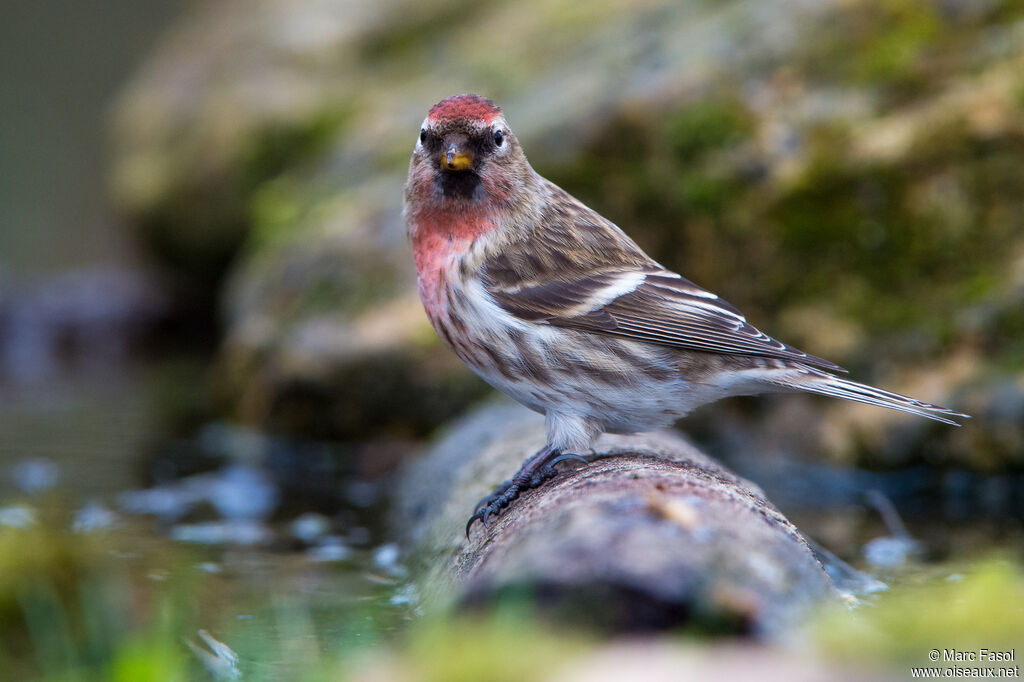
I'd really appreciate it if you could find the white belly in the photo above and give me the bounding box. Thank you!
[431,276,704,435]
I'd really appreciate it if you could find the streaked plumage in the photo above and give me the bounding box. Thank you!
[403,94,966,531]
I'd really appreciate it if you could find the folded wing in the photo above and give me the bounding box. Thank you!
[486,266,846,373]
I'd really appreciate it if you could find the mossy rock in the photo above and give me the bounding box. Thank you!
[539,8,1024,468]
[110,0,854,293]
[115,0,864,438]
[114,0,1024,453]
[813,557,1024,664]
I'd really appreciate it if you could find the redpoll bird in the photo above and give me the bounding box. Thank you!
[403,94,966,533]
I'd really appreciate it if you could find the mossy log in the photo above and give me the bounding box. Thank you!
[394,403,836,634]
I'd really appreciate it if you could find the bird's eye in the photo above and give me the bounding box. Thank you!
[419,129,427,144]
[494,129,504,147]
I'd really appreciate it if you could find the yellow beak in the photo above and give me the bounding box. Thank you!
[441,144,474,172]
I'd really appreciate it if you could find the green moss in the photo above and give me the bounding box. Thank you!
[240,109,349,190]
[240,108,354,252]
[852,3,941,85]
[551,90,1024,369]
[355,0,494,64]
[246,188,406,321]
[980,293,1024,372]
[814,557,1024,663]
[393,610,589,682]
[133,108,349,308]
[676,166,741,215]
[790,0,1024,111]
[665,98,753,161]
[294,264,401,320]
[766,128,1024,346]
[544,96,756,289]
[248,177,309,251]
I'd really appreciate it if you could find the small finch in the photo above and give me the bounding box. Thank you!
[403,94,966,532]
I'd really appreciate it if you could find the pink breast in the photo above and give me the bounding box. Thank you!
[410,208,495,321]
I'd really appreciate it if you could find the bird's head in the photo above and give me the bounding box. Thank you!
[405,94,531,212]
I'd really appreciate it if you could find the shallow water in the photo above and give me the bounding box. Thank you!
[0,1,420,671]
[0,379,414,680]
[1,345,1021,679]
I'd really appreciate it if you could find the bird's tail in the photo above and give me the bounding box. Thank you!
[785,371,968,426]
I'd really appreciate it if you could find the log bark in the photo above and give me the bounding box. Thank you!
[394,402,835,634]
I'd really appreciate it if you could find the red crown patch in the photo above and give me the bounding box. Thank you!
[428,94,501,123]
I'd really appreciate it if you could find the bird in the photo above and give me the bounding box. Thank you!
[402,94,966,533]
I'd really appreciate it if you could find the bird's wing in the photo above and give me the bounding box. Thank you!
[485,265,846,372]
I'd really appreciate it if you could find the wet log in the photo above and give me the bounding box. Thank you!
[394,402,835,634]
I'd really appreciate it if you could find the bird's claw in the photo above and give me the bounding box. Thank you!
[466,481,521,537]
[548,451,590,468]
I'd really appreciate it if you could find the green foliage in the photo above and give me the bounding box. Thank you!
[0,514,412,681]
[108,636,186,682]
[0,520,197,681]
[0,513,1019,680]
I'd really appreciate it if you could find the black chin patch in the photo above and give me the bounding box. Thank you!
[437,170,482,200]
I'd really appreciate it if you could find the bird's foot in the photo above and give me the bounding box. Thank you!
[465,448,591,536]
[466,479,522,536]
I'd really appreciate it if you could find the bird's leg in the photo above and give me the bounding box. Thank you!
[466,445,587,535]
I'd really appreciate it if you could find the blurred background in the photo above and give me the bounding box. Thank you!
[1,0,1023,679]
